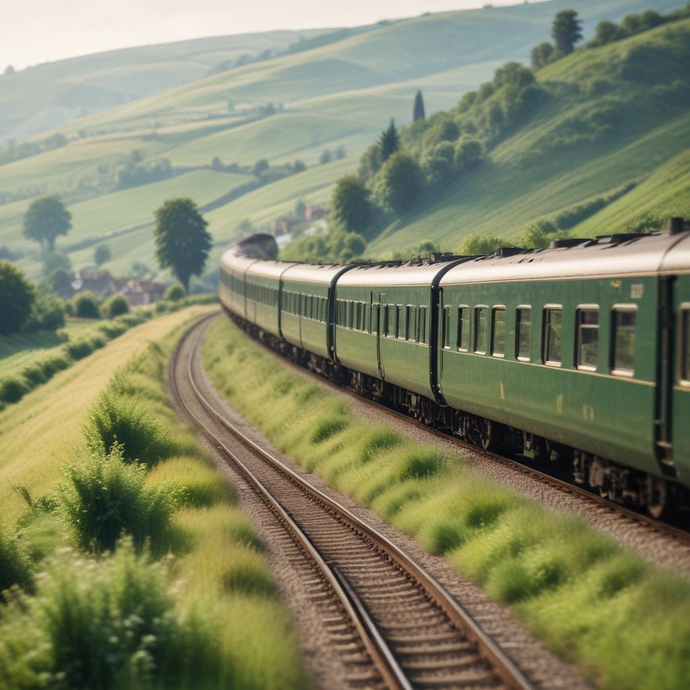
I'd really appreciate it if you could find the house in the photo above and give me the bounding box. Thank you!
[305,205,327,222]
[274,217,300,235]
[56,270,166,306]
[69,270,119,297]
[119,279,166,306]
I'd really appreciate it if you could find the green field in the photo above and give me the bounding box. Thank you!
[0,0,681,279]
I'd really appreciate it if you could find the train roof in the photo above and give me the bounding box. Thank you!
[220,248,259,273]
[245,259,298,280]
[661,231,690,275]
[282,262,354,285]
[440,231,690,286]
[337,259,464,287]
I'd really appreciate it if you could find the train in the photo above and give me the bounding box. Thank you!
[218,222,690,517]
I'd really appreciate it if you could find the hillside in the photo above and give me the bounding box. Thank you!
[0,29,329,143]
[0,0,679,281]
[365,15,690,256]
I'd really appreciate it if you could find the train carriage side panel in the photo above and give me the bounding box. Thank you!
[244,260,296,338]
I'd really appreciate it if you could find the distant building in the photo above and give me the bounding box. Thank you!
[119,279,166,306]
[70,270,119,297]
[305,205,327,222]
[58,269,165,306]
[274,217,300,235]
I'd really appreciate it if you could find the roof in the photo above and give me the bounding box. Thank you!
[337,259,464,287]
[245,260,298,280]
[282,263,353,285]
[441,232,690,286]
[220,248,260,274]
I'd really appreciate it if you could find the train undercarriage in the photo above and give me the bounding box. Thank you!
[231,313,688,520]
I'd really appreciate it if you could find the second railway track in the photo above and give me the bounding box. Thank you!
[171,315,534,690]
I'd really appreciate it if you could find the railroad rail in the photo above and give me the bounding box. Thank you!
[171,315,535,690]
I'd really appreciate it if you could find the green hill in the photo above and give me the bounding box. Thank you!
[0,29,329,143]
[365,15,690,256]
[0,0,680,280]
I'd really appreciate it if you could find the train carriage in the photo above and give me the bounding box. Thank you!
[244,260,296,339]
[219,249,259,320]
[281,263,354,361]
[334,261,463,401]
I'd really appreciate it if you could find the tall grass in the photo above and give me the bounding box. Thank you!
[0,526,33,599]
[203,316,690,690]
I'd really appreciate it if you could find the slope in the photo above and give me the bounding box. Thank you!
[367,17,690,256]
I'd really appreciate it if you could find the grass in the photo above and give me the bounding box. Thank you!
[0,312,306,688]
[202,315,690,690]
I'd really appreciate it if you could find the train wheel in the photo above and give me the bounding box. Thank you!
[645,476,668,520]
[480,419,495,451]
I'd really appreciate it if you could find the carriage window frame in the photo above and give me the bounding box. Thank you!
[406,305,417,342]
[418,306,427,344]
[457,306,470,352]
[679,305,690,386]
[543,306,563,367]
[491,306,506,358]
[474,306,488,355]
[396,305,404,340]
[576,306,599,371]
[611,305,637,377]
[516,306,532,361]
[442,306,452,349]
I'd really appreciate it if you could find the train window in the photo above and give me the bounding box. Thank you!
[681,309,690,384]
[457,307,470,351]
[418,307,427,344]
[516,308,531,361]
[612,308,636,375]
[372,304,379,335]
[396,305,403,339]
[354,302,361,330]
[386,304,394,337]
[408,306,417,342]
[443,306,451,349]
[543,307,563,366]
[474,307,488,354]
[577,309,599,370]
[491,307,506,357]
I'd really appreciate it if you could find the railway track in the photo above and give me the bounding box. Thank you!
[171,315,534,690]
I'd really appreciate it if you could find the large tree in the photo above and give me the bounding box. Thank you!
[331,175,372,233]
[22,196,72,252]
[375,151,424,215]
[413,90,426,122]
[154,198,211,292]
[0,262,35,335]
[94,244,111,267]
[378,119,400,163]
[551,9,583,56]
[531,42,555,69]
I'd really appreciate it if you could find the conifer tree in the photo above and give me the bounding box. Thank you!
[378,119,400,163]
[413,90,426,121]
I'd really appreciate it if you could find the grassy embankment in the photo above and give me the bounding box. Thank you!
[0,308,305,688]
[0,296,216,408]
[203,316,690,690]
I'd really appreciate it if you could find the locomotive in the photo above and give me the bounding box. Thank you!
[219,222,690,518]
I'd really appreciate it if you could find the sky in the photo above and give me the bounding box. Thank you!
[1,0,542,70]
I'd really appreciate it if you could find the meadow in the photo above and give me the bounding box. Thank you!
[0,308,305,688]
[203,316,690,690]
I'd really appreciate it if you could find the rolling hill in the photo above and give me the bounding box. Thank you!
[366,14,690,256]
[0,0,681,281]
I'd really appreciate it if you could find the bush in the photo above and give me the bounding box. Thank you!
[24,292,66,332]
[0,528,33,599]
[0,262,35,335]
[64,337,96,361]
[72,291,100,319]
[58,446,173,553]
[97,320,128,339]
[374,151,424,214]
[100,294,130,319]
[84,391,179,466]
[0,542,227,688]
[164,283,186,302]
[0,376,29,404]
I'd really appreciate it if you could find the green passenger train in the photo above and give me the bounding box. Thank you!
[219,225,690,517]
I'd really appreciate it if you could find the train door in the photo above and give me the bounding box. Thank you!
[672,275,690,485]
[375,292,385,379]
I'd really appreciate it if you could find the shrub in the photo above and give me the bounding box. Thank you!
[0,262,35,335]
[64,337,95,360]
[72,291,100,319]
[84,391,179,466]
[24,292,66,332]
[0,528,33,599]
[0,375,29,404]
[58,446,173,553]
[97,320,128,339]
[164,283,186,302]
[0,542,227,688]
[100,294,129,319]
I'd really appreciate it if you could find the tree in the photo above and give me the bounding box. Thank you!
[378,119,400,163]
[294,199,307,221]
[457,234,509,256]
[518,220,558,249]
[94,244,111,267]
[43,252,72,278]
[334,146,346,160]
[211,156,223,170]
[101,294,129,319]
[164,283,186,302]
[454,135,484,172]
[413,90,426,122]
[531,42,555,69]
[3,65,15,76]
[319,150,332,165]
[590,20,620,47]
[22,196,72,252]
[292,160,306,173]
[154,198,212,293]
[552,9,583,56]
[375,152,424,215]
[331,176,373,233]
[73,291,100,319]
[358,144,382,183]
[0,262,35,335]
[253,159,269,177]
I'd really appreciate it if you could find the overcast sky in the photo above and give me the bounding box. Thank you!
[2,0,544,70]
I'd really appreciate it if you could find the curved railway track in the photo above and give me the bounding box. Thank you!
[171,315,535,690]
